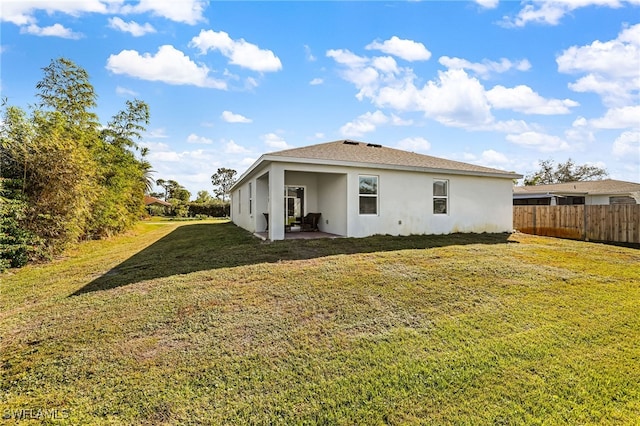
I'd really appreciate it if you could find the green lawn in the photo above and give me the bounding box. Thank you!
[1,220,639,424]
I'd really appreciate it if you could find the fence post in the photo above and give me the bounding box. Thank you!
[583,204,588,241]
[532,205,537,235]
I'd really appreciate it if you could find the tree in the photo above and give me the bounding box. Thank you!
[36,57,99,130]
[211,168,237,201]
[1,57,157,265]
[524,159,608,186]
[195,190,213,203]
[154,178,190,202]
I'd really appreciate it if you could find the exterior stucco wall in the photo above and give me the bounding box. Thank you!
[317,173,348,235]
[345,168,514,238]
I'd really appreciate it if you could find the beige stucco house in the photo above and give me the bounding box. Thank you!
[230,140,522,241]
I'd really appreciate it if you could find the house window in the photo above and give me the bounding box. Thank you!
[238,189,241,214]
[359,175,378,215]
[433,179,448,214]
[249,182,253,214]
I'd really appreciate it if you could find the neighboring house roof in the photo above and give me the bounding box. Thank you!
[144,195,171,206]
[233,140,521,189]
[513,179,640,197]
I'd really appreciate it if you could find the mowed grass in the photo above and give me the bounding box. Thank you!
[1,219,639,424]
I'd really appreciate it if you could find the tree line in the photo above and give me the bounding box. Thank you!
[0,58,153,270]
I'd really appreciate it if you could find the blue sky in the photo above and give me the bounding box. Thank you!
[2,0,639,197]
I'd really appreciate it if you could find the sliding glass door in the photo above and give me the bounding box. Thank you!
[284,186,305,224]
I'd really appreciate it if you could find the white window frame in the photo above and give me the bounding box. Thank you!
[433,179,449,215]
[358,175,379,216]
[249,182,253,215]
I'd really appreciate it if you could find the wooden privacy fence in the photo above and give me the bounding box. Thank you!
[513,205,640,244]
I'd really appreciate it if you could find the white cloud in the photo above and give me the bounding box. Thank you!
[340,111,389,137]
[120,0,206,25]
[1,1,111,25]
[310,78,324,85]
[475,0,499,8]
[261,133,292,151]
[502,1,638,28]
[147,128,169,139]
[589,105,640,129]
[221,110,252,123]
[225,140,251,154]
[326,49,369,67]
[339,110,411,138]
[439,56,531,79]
[115,86,139,97]
[416,69,494,127]
[190,29,282,72]
[396,137,431,153]
[187,133,213,144]
[506,131,571,152]
[108,17,156,37]
[612,131,640,159]
[314,132,325,139]
[304,44,316,62]
[365,36,431,61]
[480,149,509,164]
[106,45,227,89]
[486,85,579,114]
[558,23,640,107]
[329,50,495,129]
[20,23,82,39]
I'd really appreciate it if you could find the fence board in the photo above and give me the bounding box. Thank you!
[514,205,640,244]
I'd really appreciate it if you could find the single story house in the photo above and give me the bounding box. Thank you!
[230,140,522,241]
[513,179,640,206]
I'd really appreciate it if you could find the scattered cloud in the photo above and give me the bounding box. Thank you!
[108,17,156,37]
[262,133,292,151]
[506,131,571,152]
[190,29,282,72]
[0,1,111,26]
[486,85,579,114]
[612,131,640,159]
[340,110,412,138]
[187,133,213,144]
[120,0,207,25]
[479,149,509,164]
[106,45,227,89]
[558,23,640,108]
[439,56,531,79]
[501,0,639,28]
[225,140,251,154]
[588,105,640,129]
[310,78,324,85]
[221,110,252,123]
[20,23,83,39]
[115,86,139,97]
[475,0,499,9]
[365,36,431,61]
[304,44,316,61]
[340,111,389,137]
[396,137,431,153]
[147,128,169,139]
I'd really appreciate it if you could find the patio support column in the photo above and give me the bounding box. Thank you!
[269,164,285,240]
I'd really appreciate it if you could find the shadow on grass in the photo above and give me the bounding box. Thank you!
[73,222,512,295]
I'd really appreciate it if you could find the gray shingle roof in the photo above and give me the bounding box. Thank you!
[513,179,640,195]
[266,140,520,177]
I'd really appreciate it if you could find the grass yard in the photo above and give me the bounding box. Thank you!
[1,219,639,424]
